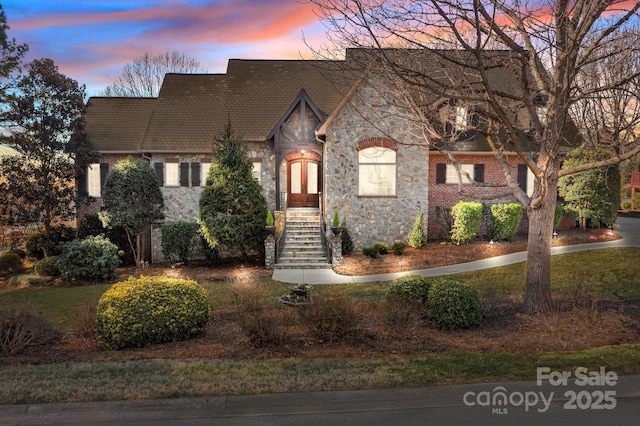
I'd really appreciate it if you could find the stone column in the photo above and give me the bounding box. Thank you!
[264,234,276,269]
[331,236,342,267]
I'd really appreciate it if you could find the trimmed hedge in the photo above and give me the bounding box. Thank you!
[96,276,210,350]
[428,278,482,330]
[490,203,523,241]
[387,273,431,304]
[450,201,483,245]
[408,211,427,248]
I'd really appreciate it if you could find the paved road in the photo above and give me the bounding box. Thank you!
[272,215,640,284]
[3,216,639,425]
[3,374,640,425]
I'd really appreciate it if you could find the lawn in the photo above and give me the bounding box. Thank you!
[1,247,639,404]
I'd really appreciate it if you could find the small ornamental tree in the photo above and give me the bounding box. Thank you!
[407,211,426,248]
[99,157,164,267]
[559,147,621,229]
[199,124,268,263]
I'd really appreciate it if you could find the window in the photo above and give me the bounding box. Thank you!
[200,162,211,186]
[252,161,262,184]
[358,147,396,196]
[446,163,474,184]
[436,163,484,184]
[536,105,548,125]
[454,106,468,130]
[165,163,179,186]
[87,163,102,197]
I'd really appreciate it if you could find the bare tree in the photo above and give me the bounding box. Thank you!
[310,0,640,313]
[101,50,208,97]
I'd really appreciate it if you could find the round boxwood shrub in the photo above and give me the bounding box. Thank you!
[57,235,122,282]
[34,256,60,277]
[96,276,210,350]
[0,252,23,276]
[387,273,431,304]
[427,279,482,330]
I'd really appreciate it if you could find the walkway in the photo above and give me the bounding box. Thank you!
[272,216,640,284]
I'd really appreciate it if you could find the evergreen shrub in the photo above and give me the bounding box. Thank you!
[387,273,431,304]
[428,279,482,330]
[490,203,523,241]
[96,276,210,350]
[450,201,483,245]
[57,235,122,281]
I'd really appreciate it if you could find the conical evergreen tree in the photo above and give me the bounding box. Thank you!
[199,123,268,263]
[408,211,427,248]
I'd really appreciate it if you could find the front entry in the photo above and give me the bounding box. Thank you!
[288,158,320,208]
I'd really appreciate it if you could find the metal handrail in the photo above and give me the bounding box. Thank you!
[275,192,287,263]
[319,191,332,263]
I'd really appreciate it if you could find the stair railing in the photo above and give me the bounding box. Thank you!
[319,191,332,264]
[275,192,287,264]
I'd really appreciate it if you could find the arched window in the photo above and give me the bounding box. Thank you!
[358,146,396,196]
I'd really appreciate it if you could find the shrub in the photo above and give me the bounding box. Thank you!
[7,248,26,259]
[8,273,50,286]
[72,301,98,339]
[77,214,135,266]
[57,235,122,282]
[332,210,340,227]
[434,205,453,240]
[408,211,427,248]
[633,192,640,210]
[25,225,76,260]
[450,201,483,245]
[373,242,389,255]
[266,210,275,227]
[161,221,199,265]
[362,246,379,258]
[621,201,632,210]
[0,252,23,276]
[232,278,291,348]
[341,221,355,256]
[34,256,60,277]
[96,276,210,350]
[0,303,57,355]
[387,273,431,304]
[379,297,422,331]
[297,289,363,342]
[490,203,523,241]
[428,279,482,330]
[392,242,407,255]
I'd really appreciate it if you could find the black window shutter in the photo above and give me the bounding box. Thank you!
[436,163,447,184]
[517,164,528,192]
[77,166,88,197]
[100,163,109,196]
[474,164,484,183]
[154,163,164,186]
[179,163,189,187]
[191,162,201,187]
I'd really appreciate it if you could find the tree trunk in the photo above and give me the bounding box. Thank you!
[136,234,142,268]
[524,165,559,314]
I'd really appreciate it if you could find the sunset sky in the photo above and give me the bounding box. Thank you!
[2,0,327,96]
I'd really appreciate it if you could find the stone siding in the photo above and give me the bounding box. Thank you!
[324,86,429,250]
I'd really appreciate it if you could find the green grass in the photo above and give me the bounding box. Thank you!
[1,344,638,404]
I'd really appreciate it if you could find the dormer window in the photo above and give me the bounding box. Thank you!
[454,106,469,130]
[534,95,548,125]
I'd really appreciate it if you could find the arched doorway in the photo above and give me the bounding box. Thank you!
[287,151,321,208]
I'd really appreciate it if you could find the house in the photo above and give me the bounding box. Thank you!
[78,49,560,266]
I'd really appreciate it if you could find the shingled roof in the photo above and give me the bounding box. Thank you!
[84,97,156,152]
[85,58,355,153]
